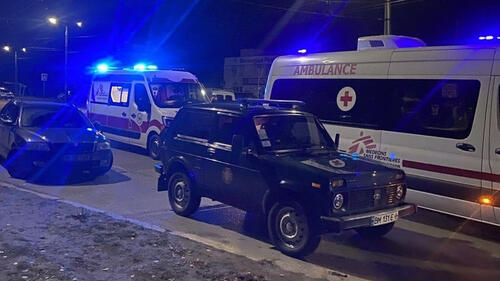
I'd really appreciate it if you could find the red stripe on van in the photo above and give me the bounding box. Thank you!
[402,160,500,183]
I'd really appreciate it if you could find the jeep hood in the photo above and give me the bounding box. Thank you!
[260,151,403,188]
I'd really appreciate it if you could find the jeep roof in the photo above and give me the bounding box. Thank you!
[182,99,311,117]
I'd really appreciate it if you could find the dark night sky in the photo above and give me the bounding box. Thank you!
[0,0,499,97]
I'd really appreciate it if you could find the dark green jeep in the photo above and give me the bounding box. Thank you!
[155,99,416,257]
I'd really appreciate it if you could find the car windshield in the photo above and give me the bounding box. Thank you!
[21,105,91,128]
[150,82,208,108]
[253,114,332,152]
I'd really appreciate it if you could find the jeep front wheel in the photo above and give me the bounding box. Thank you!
[267,200,321,257]
[168,172,201,217]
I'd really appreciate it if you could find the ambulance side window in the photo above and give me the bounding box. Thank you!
[109,83,131,107]
[134,84,151,113]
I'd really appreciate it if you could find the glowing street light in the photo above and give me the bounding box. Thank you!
[48,17,58,25]
[3,45,11,52]
[48,17,84,95]
[21,47,27,53]
[1,46,26,95]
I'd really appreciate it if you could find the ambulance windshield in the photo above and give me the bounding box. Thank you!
[150,82,209,108]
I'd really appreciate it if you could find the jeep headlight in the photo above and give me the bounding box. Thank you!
[332,193,344,210]
[396,185,404,200]
[24,142,50,151]
[96,141,111,151]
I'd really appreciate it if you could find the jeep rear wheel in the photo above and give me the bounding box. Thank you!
[355,222,394,238]
[267,200,320,257]
[147,133,161,160]
[168,172,201,217]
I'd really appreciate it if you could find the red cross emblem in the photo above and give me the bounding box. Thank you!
[329,159,345,168]
[340,91,352,107]
[337,86,356,111]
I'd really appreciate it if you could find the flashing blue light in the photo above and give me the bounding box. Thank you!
[134,63,147,71]
[389,153,396,160]
[147,65,158,70]
[96,63,109,72]
[478,36,486,40]
[297,49,307,54]
[486,35,494,40]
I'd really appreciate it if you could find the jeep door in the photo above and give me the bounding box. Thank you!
[205,112,267,211]
[168,109,215,193]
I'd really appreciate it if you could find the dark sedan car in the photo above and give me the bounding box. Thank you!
[0,100,113,180]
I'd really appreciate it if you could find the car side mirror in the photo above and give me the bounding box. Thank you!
[0,114,13,125]
[231,134,245,156]
[334,133,340,150]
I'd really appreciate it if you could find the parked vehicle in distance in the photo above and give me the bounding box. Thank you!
[0,87,14,99]
[265,35,500,226]
[87,67,209,159]
[0,100,113,180]
[155,99,416,257]
[208,89,235,102]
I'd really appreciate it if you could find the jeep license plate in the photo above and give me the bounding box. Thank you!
[371,211,398,226]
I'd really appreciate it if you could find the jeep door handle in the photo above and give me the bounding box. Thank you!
[456,143,475,152]
[495,148,500,155]
[131,113,136,119]
[207,147,215,154]
[121,112,127,117]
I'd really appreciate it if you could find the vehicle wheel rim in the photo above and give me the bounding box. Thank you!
[172,177,190,209]
[275,207,307,249]
[150,137,159,157]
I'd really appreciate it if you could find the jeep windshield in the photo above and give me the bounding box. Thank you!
[253,114,333,152]
[150,82,209,108]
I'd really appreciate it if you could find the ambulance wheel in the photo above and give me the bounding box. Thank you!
[267,200,321,257]
[147,133,161,160]
[355,222,394,238]
[168,171,201,217]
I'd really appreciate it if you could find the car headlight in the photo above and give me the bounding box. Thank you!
[96,141,111,151]
[332,193,344,210]
[24,142,50,151]
[396,185,404,200]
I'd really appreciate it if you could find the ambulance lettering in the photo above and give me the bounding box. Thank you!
[292,63,357,76]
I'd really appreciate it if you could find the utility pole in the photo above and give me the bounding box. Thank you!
[64,25,68,95]
[384,0,391,35]
[14,50,18,95]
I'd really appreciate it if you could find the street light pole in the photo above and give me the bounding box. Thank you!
[64,24,68,95]
[384,0,391,35]
[14,50,18,95]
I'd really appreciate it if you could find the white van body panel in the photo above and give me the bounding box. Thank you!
[88,69,203,150]
[265,42,500,226]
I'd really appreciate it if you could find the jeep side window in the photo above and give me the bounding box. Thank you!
[177,110,214,140]
[212,114,243,145]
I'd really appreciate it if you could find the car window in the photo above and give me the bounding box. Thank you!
[212,114,243,144]
[21,105,91,128]
[176,110,214,140]
[0,103,19,122]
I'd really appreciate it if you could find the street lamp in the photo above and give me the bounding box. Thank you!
[2,45,27,95]
[47,17,83,95]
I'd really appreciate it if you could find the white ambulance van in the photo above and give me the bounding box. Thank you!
[265,35,500,226]
[88,68,209,159]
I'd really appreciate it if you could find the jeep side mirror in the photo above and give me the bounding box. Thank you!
[231,134,245,156]
[334,133,340,150]
[0,114,13,125]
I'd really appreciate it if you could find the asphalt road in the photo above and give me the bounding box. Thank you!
[1,142,500,281]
